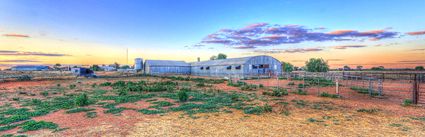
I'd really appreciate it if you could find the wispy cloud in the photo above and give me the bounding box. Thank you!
[2,34,30,38]
[0,50,70,57]
[406,30,425,36]
[327,59,344,61]
[398,60,425,63]
[253,48,323,54]
[199,23,399,49]
[0,59,40,63]
[333,45,367,49]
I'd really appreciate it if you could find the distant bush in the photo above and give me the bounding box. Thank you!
[16,75,32,81]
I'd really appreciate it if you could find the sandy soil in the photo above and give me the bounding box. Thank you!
[1,77,425,137]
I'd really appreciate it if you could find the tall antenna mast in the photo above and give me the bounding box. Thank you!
[126,48,128,65]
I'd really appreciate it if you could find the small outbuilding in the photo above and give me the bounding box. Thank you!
[191,55,282,78]
[144,60,191,75]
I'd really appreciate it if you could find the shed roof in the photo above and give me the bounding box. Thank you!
[145,60,190,67]
[12,65,49,69]
[191,55,263,66]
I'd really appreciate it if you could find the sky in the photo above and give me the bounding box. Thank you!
[0,0,424,69]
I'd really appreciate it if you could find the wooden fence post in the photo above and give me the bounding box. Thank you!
[413,74,419,104]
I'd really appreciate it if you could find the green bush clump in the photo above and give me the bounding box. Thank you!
[86,112,97,118]
[177,90,189,102]
[402,99,413,106]
[240,84,258,91]
[16,75,32,81]
[40,91,49,97]
[75,94,90,106]
[350,86,379,96]
[20,120,58,132]
[319,92,340,98]
[99,82,112,86]
[263,88,288,97]
[139,109,166,115]
[104,107,125,114]
[357,108,380,113]
[243,104,272,115]
[287,82,295,86]
[294,89,307,95]
[69,84,76,89]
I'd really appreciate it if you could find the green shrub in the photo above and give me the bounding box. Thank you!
[307,118,324,123]
[139,109,166,115]
[75,94,90,106]
[319,92,340,98]
[350,86,379,96]
[16,75,32,81]
[357,108,380,113]
[20,120,58,132]
[263,88,288,97]
[40,91,49,97]
[287,82,295,86]
[177,90,189,102]
[240,84,257,91]
[247,105,271,114]
[294,89,307,95]
[402,99,413,106]
[69,84,76,89]
[291,99,308,108]
[86,112,97,118]
[104,107,125,114]
[243,104,272,115]
[100,82,112,86]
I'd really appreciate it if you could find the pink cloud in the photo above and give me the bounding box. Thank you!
[406,30,425,36]
[2,34,30,38]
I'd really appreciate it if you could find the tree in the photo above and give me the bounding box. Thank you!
[305,58,329,72]
[371,66,385,71]
[356,66,363,71]
[53,63,61,70]
[90,65,101,71]
[343,65,351,71]
[120,65,130,69]
[113,62,120,69]
[210,53,227,60]
[281,62,294,72]
[210,55,217,60]
[217,53,227,59]
[415,66,424,71]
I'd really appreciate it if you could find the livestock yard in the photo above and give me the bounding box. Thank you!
[0,71,424,137]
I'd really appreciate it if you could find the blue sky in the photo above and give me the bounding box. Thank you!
[0,0,424,68]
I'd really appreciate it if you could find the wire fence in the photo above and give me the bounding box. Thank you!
[274,71,425,104]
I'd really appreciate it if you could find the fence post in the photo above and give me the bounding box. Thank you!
[336,79,339,95]
[413,74,419,104]
[368,78,373,96]
[378,79,383,96]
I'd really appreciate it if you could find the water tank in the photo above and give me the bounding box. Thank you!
[134,58,143,70]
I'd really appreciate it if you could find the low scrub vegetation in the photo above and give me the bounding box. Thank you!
[319,92,341,98]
